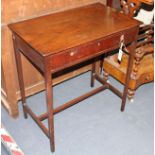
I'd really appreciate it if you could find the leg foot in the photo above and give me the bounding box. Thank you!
[107,80,110,83]
[129,98,134,103]
[128,89,135,103]
[23,104,28,119]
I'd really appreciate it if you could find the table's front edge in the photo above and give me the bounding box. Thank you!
[45,26,139,73]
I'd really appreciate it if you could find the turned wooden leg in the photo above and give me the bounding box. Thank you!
[132,49,142,80]
[13,35,28,119]
[103,71,109,81]
[128,89,135,102]
[44,71,55,152]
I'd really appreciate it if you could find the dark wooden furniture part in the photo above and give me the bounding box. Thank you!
[9,3,140,152]
[103,0,154,101]
[2,0,107,118]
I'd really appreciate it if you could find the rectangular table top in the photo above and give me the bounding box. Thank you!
[9,3,140,57]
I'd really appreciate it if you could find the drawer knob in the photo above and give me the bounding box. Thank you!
[97,42,101,46]
[70,50,77,56]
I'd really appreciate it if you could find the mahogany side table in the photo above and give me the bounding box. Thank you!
[8,3,140,152]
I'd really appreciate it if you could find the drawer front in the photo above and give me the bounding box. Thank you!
[48,28,137,72]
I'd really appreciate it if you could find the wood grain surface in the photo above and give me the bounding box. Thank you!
[9,3,139,56]
[2,0,106,117]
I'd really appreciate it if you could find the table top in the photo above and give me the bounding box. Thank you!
[9,3,140,57]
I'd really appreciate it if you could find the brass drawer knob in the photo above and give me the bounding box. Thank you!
[97,42,101,46]
[70,50,77,56]
[70,52,75,56]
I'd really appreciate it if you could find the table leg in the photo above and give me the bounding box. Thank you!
[121,42,136,111]
[13,36,28,118]
[44,71,55,152]
[91,61,96,87]
[100,54,106,74]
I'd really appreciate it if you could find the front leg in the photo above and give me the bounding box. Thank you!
[44,69,55,152]
[13,35,28,118]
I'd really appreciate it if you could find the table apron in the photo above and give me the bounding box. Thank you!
[14,34,44,72]
[46,28,137,73]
